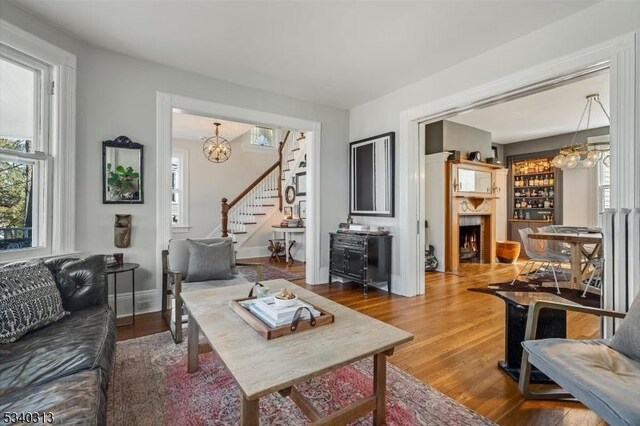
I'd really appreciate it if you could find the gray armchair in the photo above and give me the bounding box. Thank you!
[519,295,640,425]
[161,237,263,343]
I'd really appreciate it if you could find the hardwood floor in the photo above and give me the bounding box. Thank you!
[117,258,603,425]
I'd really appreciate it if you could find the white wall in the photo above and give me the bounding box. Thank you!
[1,2,349,303]
[562,167,598,227]
[424,153,449,272]
[349,1,640,294]
[171,132,278,239]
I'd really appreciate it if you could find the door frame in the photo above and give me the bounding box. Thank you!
[155,92,323,291]
[397,32,638,297]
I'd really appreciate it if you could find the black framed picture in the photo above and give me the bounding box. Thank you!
[349,132,394,217]
[299,200,307,219]
[295,172,306,196]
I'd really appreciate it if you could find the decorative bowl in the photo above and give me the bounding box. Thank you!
[273,294,298,308]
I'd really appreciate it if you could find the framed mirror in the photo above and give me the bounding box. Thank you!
[349,132,395,217]
[457,168,492,193]
[102,136,144,204]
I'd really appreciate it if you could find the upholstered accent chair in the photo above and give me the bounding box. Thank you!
[161,237,263,343]
[519,292,640,426]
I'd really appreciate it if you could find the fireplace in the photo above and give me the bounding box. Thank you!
[459,216,483,263]
[445,160,501,272]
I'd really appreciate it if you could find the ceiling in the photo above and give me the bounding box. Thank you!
[172,111,255,142]
[449,72,610,144]
[12,1,599,108]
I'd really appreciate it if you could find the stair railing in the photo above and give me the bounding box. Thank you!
[221,130,291,237]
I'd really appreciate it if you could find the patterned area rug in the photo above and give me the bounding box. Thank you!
[238,264,302,282]
[107,332,494,425]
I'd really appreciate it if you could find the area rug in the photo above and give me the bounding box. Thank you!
[107,332,494,425]
[468,280,601,308]
[238,264,302,282]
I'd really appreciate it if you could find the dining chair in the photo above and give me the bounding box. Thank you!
[511,228,570,294]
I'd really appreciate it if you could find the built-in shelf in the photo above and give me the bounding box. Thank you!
[515,185,554,189]
[514,172,554,177]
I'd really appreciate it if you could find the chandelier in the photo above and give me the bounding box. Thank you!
[202,122,231,163]
[551,94,610,169]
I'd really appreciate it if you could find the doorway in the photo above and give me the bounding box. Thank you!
[155,93,322,296]
[400,33,638,300]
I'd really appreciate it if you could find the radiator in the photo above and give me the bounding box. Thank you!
[602,208,640,337]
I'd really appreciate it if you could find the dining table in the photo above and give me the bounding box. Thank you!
[529,231,603,290]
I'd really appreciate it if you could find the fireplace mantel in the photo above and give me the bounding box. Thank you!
[445,161,503,272]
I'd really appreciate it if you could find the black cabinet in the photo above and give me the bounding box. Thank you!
[329,233,392,294]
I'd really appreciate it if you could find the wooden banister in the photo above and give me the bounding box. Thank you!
[221,130,292,237]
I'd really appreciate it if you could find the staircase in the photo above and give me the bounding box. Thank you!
[218,131,306,250]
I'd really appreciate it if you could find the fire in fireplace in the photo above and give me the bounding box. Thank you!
[459,216,483,263]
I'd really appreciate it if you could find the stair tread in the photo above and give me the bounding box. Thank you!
[292,148,300,151]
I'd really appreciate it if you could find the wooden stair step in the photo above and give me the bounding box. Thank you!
[283,169,290,172]
[233,232,247,235]
[292,148,300,151]
[287,159,295,162]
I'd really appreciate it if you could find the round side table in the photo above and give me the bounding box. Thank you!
[105,263,140,326]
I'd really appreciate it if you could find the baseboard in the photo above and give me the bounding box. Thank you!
[107,289,159,318]
[236,246,271,259]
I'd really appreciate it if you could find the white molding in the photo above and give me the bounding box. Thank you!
[0,19,76,68]
[156,93,322,300]
[108,289,159,318]
[155,92,173,308]
[398,32,638,298]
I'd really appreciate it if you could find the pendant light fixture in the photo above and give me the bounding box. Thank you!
[202,122,231,163]
[551,94,610,169]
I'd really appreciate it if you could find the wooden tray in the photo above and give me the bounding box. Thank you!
[229,297,334,340]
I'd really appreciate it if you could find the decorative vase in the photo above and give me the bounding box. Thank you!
[114,214,132,248]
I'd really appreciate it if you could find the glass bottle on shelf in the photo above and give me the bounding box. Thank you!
[543,176,548,186]
[549,189,554,197]
[549,175,554,185]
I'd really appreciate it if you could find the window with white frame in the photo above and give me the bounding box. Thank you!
[0,47,51,253]
[171,150,189,230]
[597,157,610,221]
[0,22,76,260]
[250,126,275,147]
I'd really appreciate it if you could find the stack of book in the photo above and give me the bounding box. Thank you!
[249,297,321,328]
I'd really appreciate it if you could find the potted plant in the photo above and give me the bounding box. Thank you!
[107,163,140,200]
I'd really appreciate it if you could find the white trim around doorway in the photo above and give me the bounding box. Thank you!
[397,31,638,297]
[155,93,323,301]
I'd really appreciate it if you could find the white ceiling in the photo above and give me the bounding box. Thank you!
[12,1,599,108]
[449,72,610,144]
[172,111,254,142]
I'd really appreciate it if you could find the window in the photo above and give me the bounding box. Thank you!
[171,150,189,231]
[250,126,275,147]
[0,21,76,261]
[0,48,51,253]
[598,157,610,218]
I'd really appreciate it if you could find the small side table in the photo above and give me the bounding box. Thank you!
[105,263,140,326]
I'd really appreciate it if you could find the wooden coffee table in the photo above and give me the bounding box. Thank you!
[181,279,413,426]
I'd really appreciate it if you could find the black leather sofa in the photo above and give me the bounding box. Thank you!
[0,255,115,425]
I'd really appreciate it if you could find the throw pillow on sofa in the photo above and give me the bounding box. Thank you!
[0,262,69,343]
[186,239,235,282]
